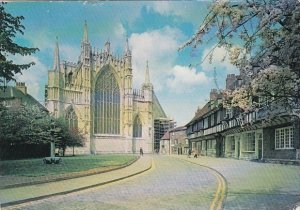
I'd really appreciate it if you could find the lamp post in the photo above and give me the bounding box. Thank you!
[50,121,56,158]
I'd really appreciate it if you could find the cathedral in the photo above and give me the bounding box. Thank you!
[45,22,168,154]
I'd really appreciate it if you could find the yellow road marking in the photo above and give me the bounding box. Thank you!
[175,157,227,210]
[209,172,222,210]
[217,173,226,210]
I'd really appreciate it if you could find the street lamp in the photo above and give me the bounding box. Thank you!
[50,121,56,158]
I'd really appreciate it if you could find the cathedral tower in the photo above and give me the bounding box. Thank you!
[46,37,64,117]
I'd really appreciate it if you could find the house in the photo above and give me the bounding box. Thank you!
[160,131,170,154]
[169,126,188,155]
[154,118,176,153]
[186,89,225,157]
[0,82,46,111]
[186,74,300,162]
[0,82,49,159]
[223,107,300,161]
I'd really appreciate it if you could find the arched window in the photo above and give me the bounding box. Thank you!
[66,108,78,131]
[133,116,142,138]
[94,67,120,134]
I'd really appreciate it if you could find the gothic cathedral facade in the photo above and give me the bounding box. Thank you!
[45,22,168,154]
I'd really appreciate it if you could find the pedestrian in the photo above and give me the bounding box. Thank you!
[188,148,191,158]
[140,147,143,156]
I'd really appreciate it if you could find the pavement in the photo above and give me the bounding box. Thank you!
[173,155,300,210]
[5,155,218,210]
[0,155,152,208]
[1,155,300,210]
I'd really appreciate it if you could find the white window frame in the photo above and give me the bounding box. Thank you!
[275,126,294,149]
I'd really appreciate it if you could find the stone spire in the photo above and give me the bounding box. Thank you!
[83,20,88,43]
[145,60,150,84]
[124,36,131,55]
[105,39,110,54]
[142,60,153,102]
[53,37,60,72]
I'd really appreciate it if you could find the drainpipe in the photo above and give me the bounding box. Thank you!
[262,134,264,160]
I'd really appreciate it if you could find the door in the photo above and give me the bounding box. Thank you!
[258,133,263,160]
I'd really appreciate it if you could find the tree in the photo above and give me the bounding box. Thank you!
[180,0,300,110]
[0,104,51,145]
[0,2,38,86]
[52,118,84,156]
[0,104,84,158]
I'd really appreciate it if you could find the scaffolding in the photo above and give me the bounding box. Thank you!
[154,118,176,152]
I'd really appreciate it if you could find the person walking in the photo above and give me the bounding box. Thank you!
[140,147,143,156]
[188,148,191,158]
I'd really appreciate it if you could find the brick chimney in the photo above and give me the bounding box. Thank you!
[210,89,218,101]
[226,74,236,90]
[16,82,27,95]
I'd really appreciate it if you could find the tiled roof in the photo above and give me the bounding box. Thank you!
[169,126,186,132]
[186,99,222,126]
[161,131,170,140]
[153,91,167,119]
[0,86,47,111]
[186,102,210,126]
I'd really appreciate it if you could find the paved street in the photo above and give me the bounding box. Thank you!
[8,156,217,210]
[176,156,300,210]
[4,155,300,210]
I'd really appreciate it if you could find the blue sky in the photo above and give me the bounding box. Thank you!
[6,1,238,126]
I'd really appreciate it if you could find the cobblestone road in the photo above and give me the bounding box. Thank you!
[12,156,217,210]
[176,156,300,210]
[7,155,300,210]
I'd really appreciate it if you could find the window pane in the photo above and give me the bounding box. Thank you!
[290,127,294,148]
[280,129,285,148]
[133,116,142,138]
[285,129,290,148]
[275,130,280,148]
[94,68,120,134]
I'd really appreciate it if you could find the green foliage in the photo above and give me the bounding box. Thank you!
[0,104,51,144]
[52,118,84,156]
[0,2,39,85]
[0,104,84,155]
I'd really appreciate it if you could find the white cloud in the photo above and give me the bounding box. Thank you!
[129,26,184,90]
[151,2,210,28]
[114,23,126,38]
[201,46,239,74]
[152,2,173,16]
[167,65,210,93]
[152,1,191,17]
[164,99,206,126]
[12,55,48,102]
[26,30,54,52]
[60,44,80,62]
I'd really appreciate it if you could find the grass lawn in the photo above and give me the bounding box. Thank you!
[0,154,137,177]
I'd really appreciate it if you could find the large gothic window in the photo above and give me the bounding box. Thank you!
[66,108,78,131]
[94,67,120,134]
[133,116,142,138]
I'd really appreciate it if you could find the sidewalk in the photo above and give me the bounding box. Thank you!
[0,155,152,208]
[172,155,300,210]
